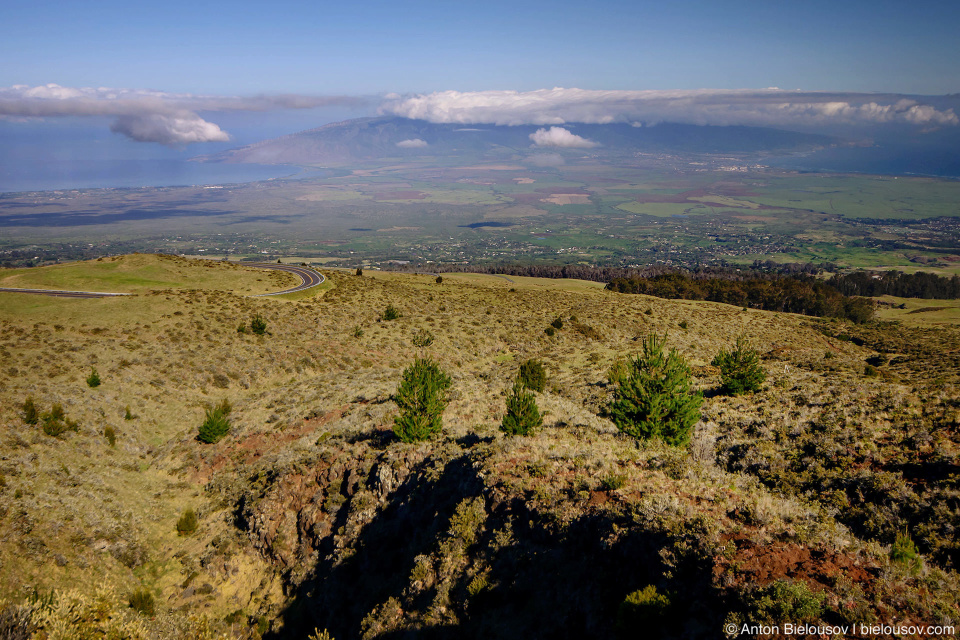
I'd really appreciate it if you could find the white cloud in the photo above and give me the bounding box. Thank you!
[396,138,428,148]
[110,113,230,145]
[529,126,598,148]
[0,84,365,145]
[381,88,958,129]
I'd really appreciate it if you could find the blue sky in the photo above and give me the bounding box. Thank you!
[4,0,959,95]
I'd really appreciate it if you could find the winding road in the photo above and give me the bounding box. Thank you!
[247,263,325,296]
[0,262,326,298]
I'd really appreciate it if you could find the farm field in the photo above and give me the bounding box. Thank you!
[3,159,959,273]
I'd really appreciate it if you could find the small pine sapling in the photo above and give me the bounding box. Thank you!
[712,336,765,395]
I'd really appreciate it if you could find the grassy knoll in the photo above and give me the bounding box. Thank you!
[0,253,298,295]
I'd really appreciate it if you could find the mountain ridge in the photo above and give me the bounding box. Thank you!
[196,116,839,166]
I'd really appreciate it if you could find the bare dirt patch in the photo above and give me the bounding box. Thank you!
[541,194,591,205]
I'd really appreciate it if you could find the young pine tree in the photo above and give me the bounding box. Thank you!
[712,336,765,395]
[393,358,452,442]
[517,359,547,392]
[501,378,543,436]
[609,334,702,447]
[197,399,232,444]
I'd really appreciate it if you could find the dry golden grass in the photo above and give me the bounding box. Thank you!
[1,254,957,636]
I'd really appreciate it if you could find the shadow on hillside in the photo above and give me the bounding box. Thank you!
[265,452,723,640]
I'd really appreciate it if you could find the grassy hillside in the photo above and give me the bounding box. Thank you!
[0,256,957,638]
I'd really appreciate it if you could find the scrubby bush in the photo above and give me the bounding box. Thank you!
[616,585,675,637]
[436,276,443,284]
[124,405,135,420]
[501,378,542,436]
[609,334,702,447]
[393,358,451,442]
[197,399,232,444]
[250,314,267,336]
[356,267,363,276]
[177,508,198,536]
[412,329,434,349]
[550,317,564,330]
[41,403,80,437]
[127,589,155,616]
[22,397,39,425]
[105,426,116,447]
[747,579,824,623]
[353,326,364,338]
[712,336,766,395]
[86,368,101,388]
[382,305,401,321]
[518,359,547,392]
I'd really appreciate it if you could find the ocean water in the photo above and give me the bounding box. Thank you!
[0,116,337,193]
[0,158,304,193]
[767,135,960,179]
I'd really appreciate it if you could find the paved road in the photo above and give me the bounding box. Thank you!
[0,262,325,298]
[248,263,325,296]
[0,287,131,299]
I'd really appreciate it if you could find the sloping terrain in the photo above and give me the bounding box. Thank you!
[0,256,958,639]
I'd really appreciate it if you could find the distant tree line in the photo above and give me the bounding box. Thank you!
[391,261,835,283]
[827,270,960,299]
[606,273,875,323]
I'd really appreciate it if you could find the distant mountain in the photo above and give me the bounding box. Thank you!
[197,116,838,165]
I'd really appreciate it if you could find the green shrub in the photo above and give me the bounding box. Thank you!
[124,405,135,420]
[712,336,766,395]
[250,314,267,336]
[104,426,116,447]
[86,368,101,388]
[176,508,198,536]
[747,579,824,623]
[382,304,401,321]
[356,267,363,276]
[864,364,879,377]
[22,397,39,425]
[127,589,155,616]
[501,378,543,436]
[353,326,364,338]
[544,326,555,337]
[197,399,232,444]
[236,323,247,334]
[393,358,451,442]
[518,359,547,392]
[41,403,80,437]
[891,530,922,574]
[550,317,564,330]
[616,585,674,637]
[678,320,688,330]
[608,334,702,447]
[436,275,443,284]
[601,473,628,491]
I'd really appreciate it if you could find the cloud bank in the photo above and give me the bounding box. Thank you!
[529,126,598,148]
[396,138,428,148]
[0,84,364,145]
[381,88,959,129]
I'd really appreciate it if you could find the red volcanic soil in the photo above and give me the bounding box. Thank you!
[715,534,876,591]
[372,191,427,200]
